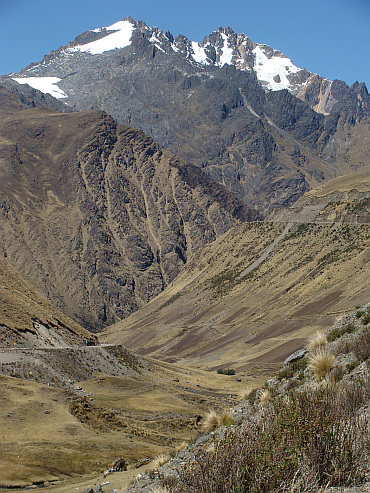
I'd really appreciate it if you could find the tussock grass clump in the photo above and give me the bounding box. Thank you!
[218,410,235,427]
[202,409,235,432]
[239,386,253,401]
[258,388,271,408]
[151,453,171,471]
[308,349,336,381]
[307,331,326,351]
[175,441,188,452]
[201,410,219,432]
[176,377,370,493]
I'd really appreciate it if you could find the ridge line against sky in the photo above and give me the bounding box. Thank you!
[0,0,369,88]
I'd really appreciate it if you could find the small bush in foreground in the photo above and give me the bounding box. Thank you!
[352,327,370,361]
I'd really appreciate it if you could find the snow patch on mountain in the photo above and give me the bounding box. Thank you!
[191,41,208,64]
[70,19,134,55]
[12,77,68,98]
[219,33,233,67]
[149,33,166,53]
[252,45,301,91]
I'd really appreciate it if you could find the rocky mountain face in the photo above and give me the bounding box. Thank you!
[0,85,255,331]
[7,17,369,215]
[0,254,97,347]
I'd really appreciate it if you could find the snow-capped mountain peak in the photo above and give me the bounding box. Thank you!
[9,17,331,107]
[70,19,134,55]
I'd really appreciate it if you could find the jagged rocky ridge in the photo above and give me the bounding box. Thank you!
[6,17,370,214]
[13,17,370,116]
[0,85,256,331]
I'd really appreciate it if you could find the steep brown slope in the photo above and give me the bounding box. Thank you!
[0,255,97,347]
[103,178,370,372]
[0,105,256,331]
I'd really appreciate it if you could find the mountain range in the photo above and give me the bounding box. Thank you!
[6,17,369,215]
[0,16,369,333]
[0,16,369,490]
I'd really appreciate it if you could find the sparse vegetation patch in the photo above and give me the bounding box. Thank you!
[176,378,370,492]
[327,321,356,342]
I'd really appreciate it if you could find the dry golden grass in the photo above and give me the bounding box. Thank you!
[151,487,170,493]
[151,453,171,471]
[258,389,272,408]
[0,359,234,489]
[307,331,327,351]
[309,350,336,381]
[202,410,219,432]
[239,387,253,401]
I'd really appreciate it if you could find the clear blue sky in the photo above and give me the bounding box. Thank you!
[0,0,369,87]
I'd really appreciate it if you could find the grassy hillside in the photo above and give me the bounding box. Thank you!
[103,218,370,374]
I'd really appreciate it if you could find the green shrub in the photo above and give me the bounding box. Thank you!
[277,357,308,381]
[217,368,236,375]
[346,360,360,372]
[352,328,370,361]
[327,322,356,342]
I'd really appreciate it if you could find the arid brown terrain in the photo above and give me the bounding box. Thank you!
[103,173,370,374]
[0,87,255,331]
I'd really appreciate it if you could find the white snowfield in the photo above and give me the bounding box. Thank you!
[252,45,301,90]
[70,19,134,55]
[12,76,68,99]
[219,33,233,67]
[191,41,208,64]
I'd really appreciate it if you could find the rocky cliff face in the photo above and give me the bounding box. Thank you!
[0,254,97,347]
[0,91,255,330]
[7,17,369,214]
